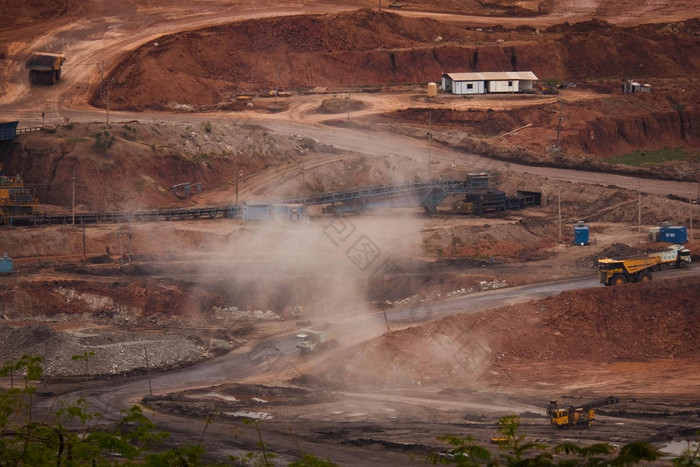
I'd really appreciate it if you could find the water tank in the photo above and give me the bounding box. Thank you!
[573,223,589,245]
[659,226,687,244]
[427,82,438,98]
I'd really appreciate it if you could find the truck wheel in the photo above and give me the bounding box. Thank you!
[679,260,687,269]
[639,272,652,282]
[659,263,667,271]
[612,274,627,286]
[49,72,56,85]
[56,69,61,81]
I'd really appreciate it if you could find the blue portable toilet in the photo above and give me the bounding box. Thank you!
[574,221,589,246]
[0,253,12,274]
[659,225,687,244]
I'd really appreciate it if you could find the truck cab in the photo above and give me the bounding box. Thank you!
[550,407,594,428]
[295,324,338,354]
[295,331,316,353]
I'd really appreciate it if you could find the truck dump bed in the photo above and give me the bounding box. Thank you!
[26,52,65,71]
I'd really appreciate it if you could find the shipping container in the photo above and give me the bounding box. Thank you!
[659,226,687,244]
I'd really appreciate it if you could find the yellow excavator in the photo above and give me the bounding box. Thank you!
[547,396,619,428]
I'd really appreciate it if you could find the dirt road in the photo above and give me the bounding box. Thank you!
[33,267,698,463]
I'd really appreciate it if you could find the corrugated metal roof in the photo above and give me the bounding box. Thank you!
[445,71,538,81]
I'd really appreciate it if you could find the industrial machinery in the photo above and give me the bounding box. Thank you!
[26,52,65,85]
[648,245,691,270]
[0,167,38,223]
[597,257,659,286]
[547,396,619,428]
[295,324,338,354]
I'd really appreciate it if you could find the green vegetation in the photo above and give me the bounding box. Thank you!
[428,415,667,466]
[64,137,88,143]
[1,355,697,466]
[94,130,115,150]
[122,124,138,141]
[608,147,700,167]
[204,121,213,133]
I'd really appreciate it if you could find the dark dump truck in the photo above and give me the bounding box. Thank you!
[26,52,65,85]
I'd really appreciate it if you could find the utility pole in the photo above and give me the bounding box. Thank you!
[556,107,564,150]
[690,191,694,244]
[427,111,432,179]
[106,79,113,127]
[118,228,123,264]
[558,190,562,241]
[143,346,153,396]
[235,169,240,204]
[274,66,280,109]
[71,170,76,225]
[98,60,104,97]
[638,180,642,234]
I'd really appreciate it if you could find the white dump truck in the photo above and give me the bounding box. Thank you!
[648,245,691,270]
[295,324,338,354]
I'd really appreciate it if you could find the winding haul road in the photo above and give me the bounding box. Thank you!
[7,1,700,463]
[36,268,695,465]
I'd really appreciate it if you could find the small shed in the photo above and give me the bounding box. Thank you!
[0,253,12,275]
[623,80,651,94]
[0,121,19,141]
[573,221,589,245]
[648,227,661,242]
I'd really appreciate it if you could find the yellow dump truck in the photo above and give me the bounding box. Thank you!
[597,257,660,286]
[26,52,65,85]
[547,396,619,428]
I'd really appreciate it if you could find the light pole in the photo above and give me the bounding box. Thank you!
[690,190,694,244]
[427,111,432,179]
[638,179,642,234]
[558,190,562,241]
[71,167,77,225]
[235,169,241,204]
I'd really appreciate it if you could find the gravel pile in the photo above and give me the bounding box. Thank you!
[0,325,233,378]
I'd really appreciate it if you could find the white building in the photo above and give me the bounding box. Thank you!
[623,80,651,94]
[441,71,539,95]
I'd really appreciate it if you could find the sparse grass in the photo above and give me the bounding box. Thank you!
[64,137,88,143]
[608,147,700,167]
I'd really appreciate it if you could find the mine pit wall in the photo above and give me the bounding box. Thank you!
[100,11,700,109]
[0,137,237,211]
[580,108,699,156]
